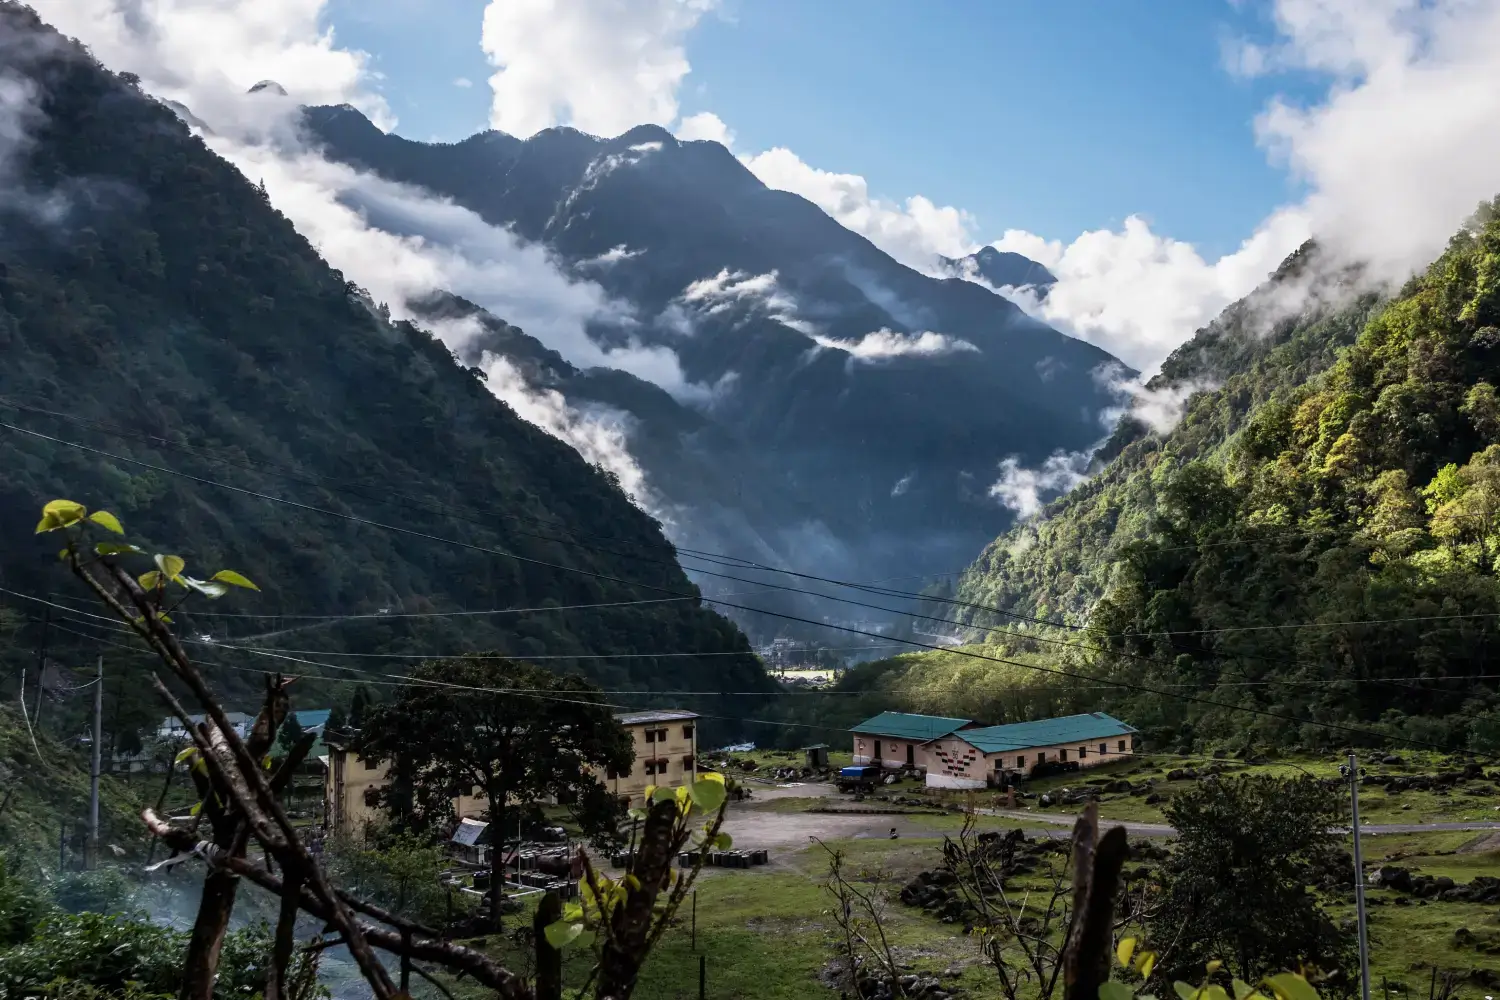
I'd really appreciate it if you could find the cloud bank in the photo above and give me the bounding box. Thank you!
[811,329,978,361]
[989,450,1095,520]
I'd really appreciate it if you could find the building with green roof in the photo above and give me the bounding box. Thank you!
[848,709,1137,787]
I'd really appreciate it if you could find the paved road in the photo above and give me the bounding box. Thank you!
[981,808,1500,839]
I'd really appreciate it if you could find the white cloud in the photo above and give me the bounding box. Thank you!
[810,329,978,361]
[1243,0,1500,286]
[30,0,395,131]
[453,76,473,89]
[482,354,655,510]
[675,110,733,146]
[480,0,717,139]
[989,450,1095,519]
[678,268,814,333]
[1093,363,1221,436]
[990,209,1311,374]
[738,146,977,268]
[579,244,644,268]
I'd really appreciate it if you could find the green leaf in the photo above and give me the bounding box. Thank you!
[189,800,203,817]
[1232,981,1257,1000]
[43,500,86,527]
[561,903,584,922]
[1202,987,1231,1000]
[711,832,733,850]
[1101,982,1136,1000]
[651,786,677,805]
[88,510,124,534]
[1265,974,1319,1000]
[35,512,63,534]
[155,554,185,582]
[1137,953,1158,979]
[95,542,143,556]
[698,770,725,785]
[174,747,199,764]
[690,777,727,813]
[543,921,584,949]
[210,569,260,591]
[57,548,69,562]
[138,570,162,591]
[1173,983,1197,1000]
[1117,939,1137,969]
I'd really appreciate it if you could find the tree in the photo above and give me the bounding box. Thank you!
[1149,775,1355,994]
[275,712,306,756]
[354,655,634,927]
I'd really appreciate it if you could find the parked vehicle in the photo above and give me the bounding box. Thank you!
[836,764,882,793]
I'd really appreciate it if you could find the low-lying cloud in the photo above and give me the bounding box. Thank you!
[810,328,978,361]
[989,449,1095,520]
[678,268,814,334]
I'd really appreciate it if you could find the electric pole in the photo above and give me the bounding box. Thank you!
[1345,753,1371,1000]
[89,655,102,869]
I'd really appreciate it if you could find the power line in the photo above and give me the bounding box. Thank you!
[8,420,1493,758]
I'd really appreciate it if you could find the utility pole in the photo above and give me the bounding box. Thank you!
[1346,753,1371,1000]
[89,655,103,869]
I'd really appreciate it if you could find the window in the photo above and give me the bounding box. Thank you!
[643,760,657,776]
[1078,746,1087,758]
[1036,751,1046,763]
[644,729,656,744]
[363,757,378,771]
[1100,743,1108,754]
[606,766,623,780]
[1059,749,1068,761]
[682,724,695,740]
[682,755,695,770]
[655,728,668,742]
[1118,740,1127,752]
[656,758,670,774]
[1016,755,1026,767]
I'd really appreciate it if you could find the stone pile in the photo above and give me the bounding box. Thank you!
[823,958,961,1000]
[1369,866,1500,903]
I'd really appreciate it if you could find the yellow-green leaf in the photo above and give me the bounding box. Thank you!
[690,777,727,813]
[543,920,584,949]
[57,548,69,562]
[625,874,641,891]
[88,510,124,534]
[138,570,162,591]
[1101,983,1135,1000]
[1206,961,1223,976]
[1265,974,1319,1000]
[95,542,142,556]
[1203,987,1230,1000]
[155,554,185,582]
[1232,981,1257,1000]
[1117,939,1138,969]
[174,747,199,765]
[651,785,677,805]
[210,569,260,591]
[1173,983,1197,1000]
[1138,953,1158,980]
[189,800,203,817]
[712,831,732,850]
[43,500,86,526]
[698,771,725,785]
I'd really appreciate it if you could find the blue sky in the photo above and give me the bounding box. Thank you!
[326,0,1323,261]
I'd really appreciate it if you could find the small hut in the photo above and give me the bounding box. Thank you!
[449,817,491,867]
[802,744,831,769]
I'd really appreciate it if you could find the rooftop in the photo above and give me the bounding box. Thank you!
[615,709,699,726]
[294,709,331,730]
[851,711,973,741]
[957,713,1138,754]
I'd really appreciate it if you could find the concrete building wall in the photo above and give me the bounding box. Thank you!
[325,748,390,841]
[596,717,699,808]
[851,734,927,769]
[923,734,1136,790]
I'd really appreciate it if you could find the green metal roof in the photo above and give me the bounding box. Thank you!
[956,713,1137,755]
[850,712,972,741]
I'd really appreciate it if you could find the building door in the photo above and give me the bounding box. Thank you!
[906,745,915,766]
[874,740,882,763]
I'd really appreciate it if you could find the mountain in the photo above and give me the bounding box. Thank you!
[298,107,1129,628]
[939,246,1057,298]
[0,3,772,733]
[907,207,1500,751]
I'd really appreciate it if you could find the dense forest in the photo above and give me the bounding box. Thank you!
[0,4,773,744]
[790,206,1500,753]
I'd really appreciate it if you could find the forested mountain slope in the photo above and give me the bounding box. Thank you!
[813,213,1500,752]
[300,105,1128,606]
[0,4,770,730]
[956,243,1382,627]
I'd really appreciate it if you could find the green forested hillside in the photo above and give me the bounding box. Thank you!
[0,4,770,737]
[821,208,1500,752]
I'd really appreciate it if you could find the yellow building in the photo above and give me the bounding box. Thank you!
[323,709,702,838]
[598,710,699,808]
